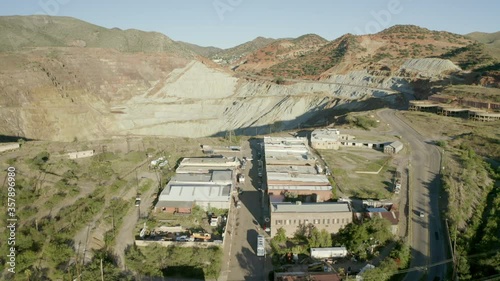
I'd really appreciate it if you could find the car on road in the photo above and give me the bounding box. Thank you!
[135,196,141,206]
[419,211,425,218]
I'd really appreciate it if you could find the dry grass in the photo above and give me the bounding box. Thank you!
[319,148,395,199]
[400,111,500,160]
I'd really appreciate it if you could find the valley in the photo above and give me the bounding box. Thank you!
[0,14,498,281]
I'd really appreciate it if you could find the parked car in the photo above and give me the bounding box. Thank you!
[236,201,242,209]
[210,216,220,227]
[176,235,194,242]
[135,197,141,207]
[419,211,425,218]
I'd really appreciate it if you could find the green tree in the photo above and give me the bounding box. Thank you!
[337,217,392,260]
[274,76,285,84]
[27,151,50,170]
[274,227,287,244]
[319,229,333,248]
[308,228,322,248]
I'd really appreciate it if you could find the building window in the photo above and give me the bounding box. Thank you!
[314,219,320,224]
[322,219,326,224]
[327,219,330,224]
[341,218,345,224]
[336,218,340,224]
[293,219,296,224]
[289,219,292,225]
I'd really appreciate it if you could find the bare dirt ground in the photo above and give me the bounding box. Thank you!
[114,170,159,269]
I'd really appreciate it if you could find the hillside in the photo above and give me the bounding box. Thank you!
[0,15,193,56]
[231,34,328,72]
[466,31,500,48]
[0,16,498,142]
[211,36,276,64]
[176,41,222,57]
[257,25,476,79]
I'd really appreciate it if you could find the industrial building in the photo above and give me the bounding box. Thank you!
[266,167,332,202]
[264,136,317,166]
[310,129,384,150]
[383,141,404,154]
[310,128,355,150]
[270,202,352,237]
[263,137,349,236]
[155,157,238,213]
[268,185,333,203]
[409,99,500,122]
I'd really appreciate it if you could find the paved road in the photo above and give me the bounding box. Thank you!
[378,109,448,281]
[221,139,272,281]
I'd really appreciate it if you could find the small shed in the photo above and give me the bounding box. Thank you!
[310,247,348,259]
[67,150,95,159]
[384,141,403,154]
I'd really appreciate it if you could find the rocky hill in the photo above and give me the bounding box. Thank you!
[255,25,477,78]
[210,36,276,65]
[0,16,497,141]
[466,31,500,49]
[230,34,328,73]
[0,15,193,56]
[176,41,222,58]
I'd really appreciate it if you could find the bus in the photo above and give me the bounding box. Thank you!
[256,235,265,257]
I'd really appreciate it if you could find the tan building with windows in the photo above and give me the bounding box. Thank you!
[310,128,355,150]
[270,202,352,237]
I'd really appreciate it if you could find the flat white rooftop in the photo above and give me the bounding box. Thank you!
[179,157,239,167]
[265,165,318,174]
[268,185,332,191]
[170,170,232,184]
[159,184,231,202]
[175,166,233,174]
[271,202,351,213]
[264,136,309,146]
[311,128,341,141]
[267,172,330,184]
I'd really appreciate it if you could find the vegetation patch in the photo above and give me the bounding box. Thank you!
[125,244,222,279]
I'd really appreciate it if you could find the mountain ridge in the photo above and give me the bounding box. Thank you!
[0,15,498,141]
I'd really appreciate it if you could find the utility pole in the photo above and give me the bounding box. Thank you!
[112,205,115,237]
[136,170,139,191]
[100,259,104,281]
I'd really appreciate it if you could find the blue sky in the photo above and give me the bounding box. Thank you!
[1,0,499,48]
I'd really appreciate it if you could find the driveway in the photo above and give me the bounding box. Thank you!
[378,109,448,281]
